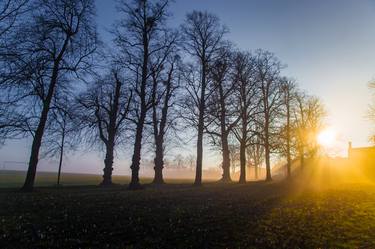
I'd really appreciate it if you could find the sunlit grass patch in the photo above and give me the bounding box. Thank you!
[253,184,375,248]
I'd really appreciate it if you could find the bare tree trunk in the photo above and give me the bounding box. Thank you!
[255,144,260,180]
[21,33,70,192]
[101,143,114,186]
[57,133,65,186]
[153,138,164,184]
[221,134,231,182]
[152,65,174,185]
[239,140,246,183]
[194,62,206,186]
[101,75,122,186]
[286,139,291,178]
[128,27,149,190]
[129,135,142,187]
[265,118,272,181]
[286,95,291,178]
[21,62,61,192]
[195,122,204,186]
[129,116,145,189]
[22,114,46,191]
[265,143,271,181]
[217,70,232,182]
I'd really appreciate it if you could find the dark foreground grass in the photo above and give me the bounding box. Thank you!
[1,175,375,249]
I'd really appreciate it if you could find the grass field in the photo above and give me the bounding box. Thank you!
[1,162,375,248]
[0,170,194,188]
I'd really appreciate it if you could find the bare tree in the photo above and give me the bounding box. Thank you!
[228,142,240,176]
[181,10,227,186]
[254,49,283,181]
[0,0,29,144]
[304,96,326,158]
[280,78,297,178]
[294,91,308,169]
[78,71,132,186]
[205,48,239,182]
[232,51,259,183]
[114,0,172,189]
[185,154,196,171]
[246,125,264,180]
[0,0,29,43]
[43,96,81,186]
[294,92,325,168]
[172,154,184,169]
[150,52,180,184]
[0,0,98,191]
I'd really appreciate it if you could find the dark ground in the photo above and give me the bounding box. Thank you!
[1,172,375,249]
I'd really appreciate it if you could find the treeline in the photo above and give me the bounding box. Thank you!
[0,0,325,191]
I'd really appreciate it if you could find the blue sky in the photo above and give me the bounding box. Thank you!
[95,0,375,148]
[1,0,375,174]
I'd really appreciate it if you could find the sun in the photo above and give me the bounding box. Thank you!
[317,128,337,147]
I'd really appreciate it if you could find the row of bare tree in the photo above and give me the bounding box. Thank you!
[0,0,325,191]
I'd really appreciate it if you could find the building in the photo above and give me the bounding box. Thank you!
[348,142,375,162]
[348,142,375,177]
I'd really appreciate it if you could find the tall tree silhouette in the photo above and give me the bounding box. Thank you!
[294,92,325,168]
[294,91,308,169]
[280,78,297,178]
[78,71,132,186]
[0,0,29,144]
[0,0,98,191]
[43,95,81,186]
[206,48,239,182]
[246,131,264,180]
[254,50,283,181]
[150,53,180,184]
[181,11,227,186]
[232,51,259,183]
[114,0,171,189]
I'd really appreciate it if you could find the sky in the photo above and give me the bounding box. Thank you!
[1,0,375,175]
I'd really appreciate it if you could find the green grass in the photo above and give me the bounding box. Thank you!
[2,165,375,248]
[0,170,193,188]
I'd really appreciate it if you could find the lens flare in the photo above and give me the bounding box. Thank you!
[317,128,337,148]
